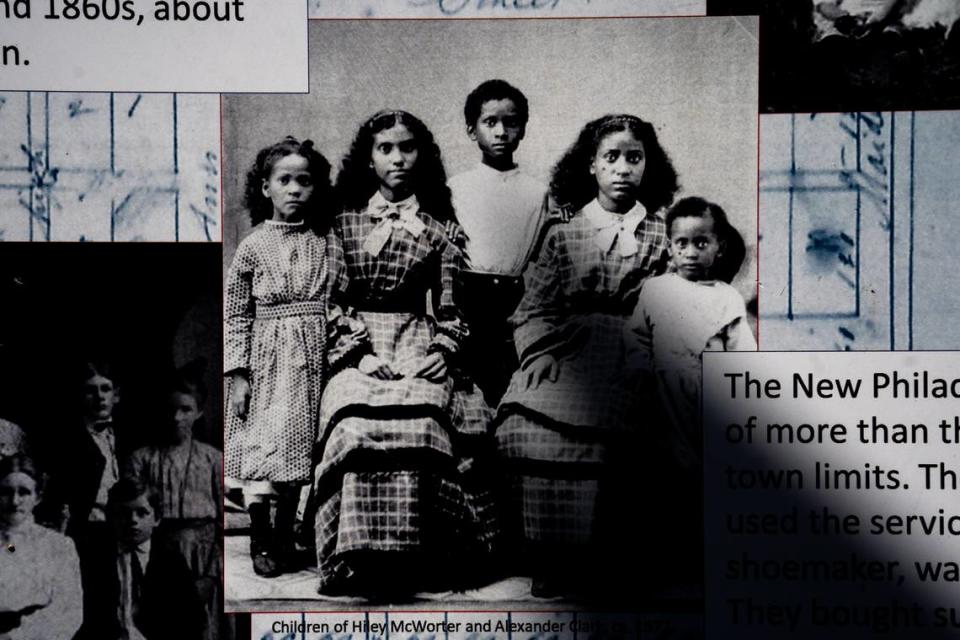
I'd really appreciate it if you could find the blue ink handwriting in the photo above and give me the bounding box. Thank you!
[67,99,96,118]
[408,0,562,15]
[128,94,142,118]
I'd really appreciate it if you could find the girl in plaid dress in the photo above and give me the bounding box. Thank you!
[313,111,499,597]
[224,137,338,577]
[495,114,679,598]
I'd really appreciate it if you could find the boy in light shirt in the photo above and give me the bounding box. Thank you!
[448,79,554,406]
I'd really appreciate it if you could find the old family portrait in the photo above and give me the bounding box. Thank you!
[222,17,758,606]
[0,244,239,640]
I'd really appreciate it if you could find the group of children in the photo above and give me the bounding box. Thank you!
[225,79,756,599]
[0,361,222,639]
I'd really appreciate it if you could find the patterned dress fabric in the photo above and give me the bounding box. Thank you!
[626,272,756,454]
[313,194,499,594]
[126,439,223,520]
[496,198,669,550]
[224,220,335,484]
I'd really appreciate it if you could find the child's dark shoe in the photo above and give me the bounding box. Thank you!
[252,547,281,578]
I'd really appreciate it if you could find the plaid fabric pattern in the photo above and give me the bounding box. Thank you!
[224,222,336,482]
[313,205,498,594]
[518,476,599,544]
[496,415,607,464]
[496,415,605,544]
[315,466,501,591]
[313,414,501,591]
[512,204,668,366]
[494,202,666,555]
[501,311,644,430]
[500,203,667,431]
[327,208,468,363]
[495,414,648,550]
[336,471,421,551]
[318,387,455,468]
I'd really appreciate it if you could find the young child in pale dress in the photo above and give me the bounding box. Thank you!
[224,137,338,577]
[627,196,755,463]
[625,196,755,587]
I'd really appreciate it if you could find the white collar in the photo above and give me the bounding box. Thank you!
[1,519,40,542]
[583,198,648,228]
[367,190,419,213]
[583,199,649,258]
[476,162,520,180]
[86,420,115,437]
[119,539,152,567]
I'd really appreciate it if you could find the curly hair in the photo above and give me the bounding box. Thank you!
[549,114,679,214]
[334,111,456,224]
[463,79,529,129]
[665,196,746,284]
[243,136,333,231]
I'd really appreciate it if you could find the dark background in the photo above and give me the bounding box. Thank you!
[0,242,222,469]
[708,0,960,113]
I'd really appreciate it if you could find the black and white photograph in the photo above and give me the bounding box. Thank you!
[723,0,960,112]
[222,16,758,611]
[0,242,240,640]
[8,0,960,637]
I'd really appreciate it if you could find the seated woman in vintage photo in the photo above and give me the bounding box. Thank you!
[0,454,83,640]
[312,110,501,598]
[495,114,678,598]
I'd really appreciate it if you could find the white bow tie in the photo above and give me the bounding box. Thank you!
[590,204,646,257]
[362,197,426,255]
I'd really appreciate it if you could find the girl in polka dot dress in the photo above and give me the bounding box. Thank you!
[224,137,341,577]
